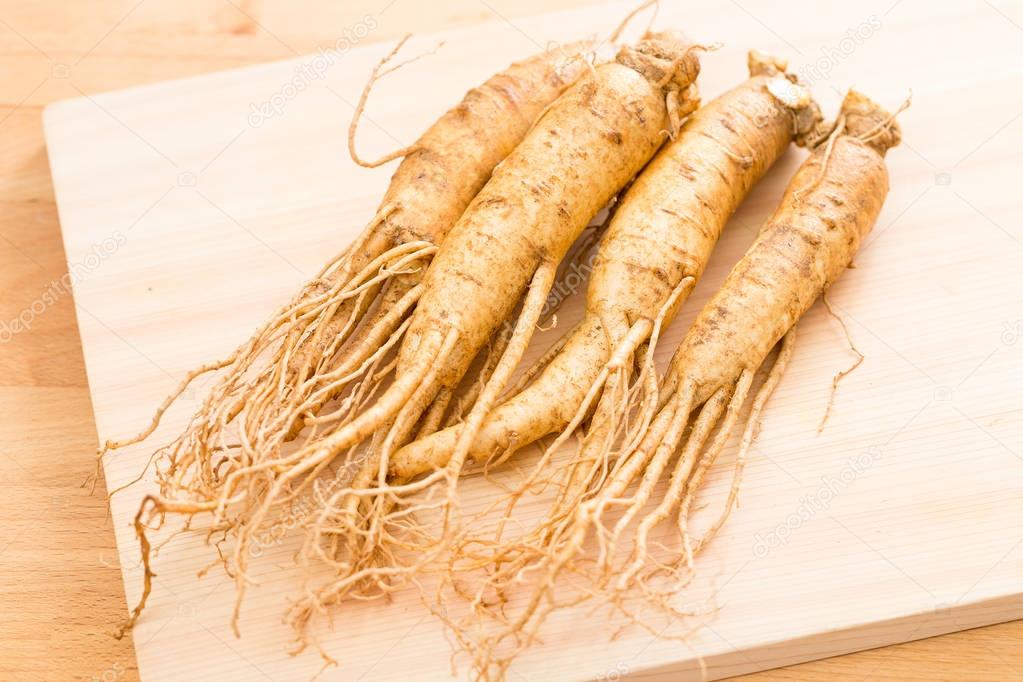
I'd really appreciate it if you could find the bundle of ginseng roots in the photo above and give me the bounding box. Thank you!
[100,19,903,682]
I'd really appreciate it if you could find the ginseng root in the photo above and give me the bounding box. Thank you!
[287,33,704,641]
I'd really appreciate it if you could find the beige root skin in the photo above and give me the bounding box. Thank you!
[445,90,901,678]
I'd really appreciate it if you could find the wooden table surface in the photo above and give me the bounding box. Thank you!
[1,1,1020,680]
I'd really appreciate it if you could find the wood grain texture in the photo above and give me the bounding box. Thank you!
[4,0,1022,680]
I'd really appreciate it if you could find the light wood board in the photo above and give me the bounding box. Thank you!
[43,1,1023,680]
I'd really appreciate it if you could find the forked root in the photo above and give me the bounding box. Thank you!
[286,259,575,654]
[417,276,694,642]
[419,274,696,585]
[223,325,461,624]
[816,294,864,433]
[115,493,225,638]
[440,329,798,678]
[598,329,797,625]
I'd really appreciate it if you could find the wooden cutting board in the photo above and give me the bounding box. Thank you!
[43,1,1023,679]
